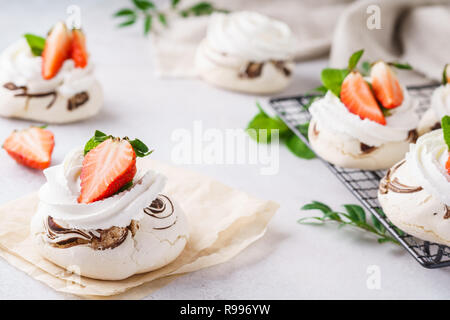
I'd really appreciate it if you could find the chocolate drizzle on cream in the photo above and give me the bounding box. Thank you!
[360,143,376,154]
[379,160,423,194]
[238,60,291,79]
[45,216,131,250]
[67,91,89,111]
[144,194,177,230]
[4,82,57,109]
[431,122,442,131]
[407,129,419,143]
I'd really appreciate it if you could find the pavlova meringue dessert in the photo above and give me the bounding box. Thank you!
[0,21,102,124]
[418,64,450,135]
[309,50,419,170]
[378,116,450,246]
[195,11,296,94]
[30,131,189,280]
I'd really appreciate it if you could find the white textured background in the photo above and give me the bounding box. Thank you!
[0,0,448,299]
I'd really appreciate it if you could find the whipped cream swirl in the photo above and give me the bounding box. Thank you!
[309,90,419,146]
[37,147,166,229]
[205,11,296,62]
[406,129,450,205]
[0,39,95,96]
[431,84,450,119]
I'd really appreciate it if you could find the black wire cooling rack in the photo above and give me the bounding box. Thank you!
[270,84,450,269]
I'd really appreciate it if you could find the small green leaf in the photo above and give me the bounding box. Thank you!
[443,64,449,85]
[285,134,315,159]
[114,8,135,17]
[144,14,152,34]
[246,105,289,143]
[301,201,332,214]
[24,34,46,56]
[388,62,413,70]
[171,0,180,8]
[129,138,153,157]
[343,204,366,223]
[297,122,309,138]
[158,13,167,26]
[118,16,137,27]
[348,49,364,71]
[297,217,325,225]
[320,68,349,97]
[360,61,371,76]
[441,115,450,149]
[133,0,155,10]
[371,214,385,233]
[114,180,133,195]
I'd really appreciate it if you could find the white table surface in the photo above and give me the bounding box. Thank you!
[0,0,449,300]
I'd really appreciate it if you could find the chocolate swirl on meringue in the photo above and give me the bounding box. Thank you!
[144,194,178,230]
[379,160,423,194]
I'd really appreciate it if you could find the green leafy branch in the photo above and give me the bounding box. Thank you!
[299,201,401,245]
[246,103,315,160]
[114,0,228,35]
[84,130,153,157]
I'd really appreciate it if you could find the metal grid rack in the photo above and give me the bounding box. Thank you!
[270,84,450,269]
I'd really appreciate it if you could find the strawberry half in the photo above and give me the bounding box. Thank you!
[71,29,88,68]
[371,61,404,109]
[42,22,72,80]
[3,127,55,170]
[341,71,386,125]
[78,138,136,204]
[446,153,450,174]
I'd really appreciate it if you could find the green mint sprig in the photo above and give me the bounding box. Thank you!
[441,116,450,149]
[319,49,364,97]
[114,0,228,35]
[24,34,45,56]
[246,103,315,159]
[84,130,153,157]
[299,201,400,245]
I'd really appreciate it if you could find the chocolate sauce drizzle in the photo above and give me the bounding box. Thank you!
[45,216,129,250]
[67,91,89,111]
[3,82,90,111]
[238,60,291,79]
[379,160,423,194]
[144,194,177,230]
[4,82,57,109]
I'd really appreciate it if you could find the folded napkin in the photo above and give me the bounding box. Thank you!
[329,0,450,82]
[0,159,278,298]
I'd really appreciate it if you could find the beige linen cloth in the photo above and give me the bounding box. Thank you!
[0,159,278,299]
[154,0,450,82]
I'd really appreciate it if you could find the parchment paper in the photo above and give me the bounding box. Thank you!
[0,159,278,299]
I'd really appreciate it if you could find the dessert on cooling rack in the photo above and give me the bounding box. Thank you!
[378,116,450,246]
[308,50,419,170]
[30,131,189,280]
[0,21,102,123]
[195,11,296,94]
[418,64,450,135]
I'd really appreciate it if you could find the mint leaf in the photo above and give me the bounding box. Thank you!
[133,0,154,10]
[24,34,45,56]
[320,68,349,97]
[344,204,366,223]
[144,14,152,34]
[114,8,135,16]
[246,105,289,143]
[388,62,412,70]
[129,138,153,157]
[286,134,315,159]
[297,122,310,138]
[115,180,133,195]
[301,201,332,214]
[348,49,364,71]
[361,61,371,76]
[442,116,450,149]
[443,64,449,85]
[158,13,167,26]
[84,130,109,155]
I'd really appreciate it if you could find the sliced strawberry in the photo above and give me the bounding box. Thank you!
[3,127,54,170]
[446,153,450,174]
[341,71,386,125]
[41,22,72,80]
[78,138,136,204]
[371,61,404,109]
[71,29,88,68]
